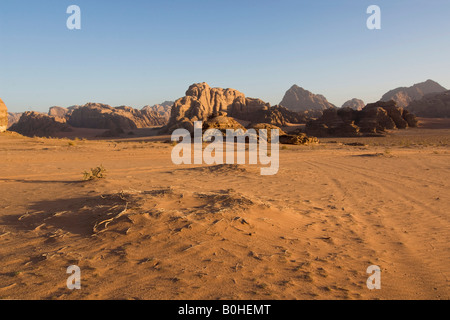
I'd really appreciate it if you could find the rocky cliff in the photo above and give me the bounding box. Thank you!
[306,100,418,137]
[9,112,72,137]
[67,103,166,130]
[0,98,8,132]
[142,101,174,123]
[406,91,450,118]
[48,106,70,119]
[165,83,306,133]
[7,112,22,128]
[341,98,365,111]
[279,85,335,112]
[381,79,447,108]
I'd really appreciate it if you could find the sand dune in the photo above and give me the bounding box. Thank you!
[0,125,449,300]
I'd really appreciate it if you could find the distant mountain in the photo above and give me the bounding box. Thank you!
[381,79,447,108]
[7,112,23,129]
[0,98,7,132]
[341,98,365,111]
[142,101,174,122]
[407,90,450,118]
[280,85,335,112]
[48,106,70,119]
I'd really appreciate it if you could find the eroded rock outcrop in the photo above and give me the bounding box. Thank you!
[279,133,319,145]
[240,105,307,126]
[306,100,418,137]
[142,101,174,123]
[9,112,72,137]
[68,103,166,130]
[202,115,246,133]
[406,91,450,118]
[381,79,447,108]
[280,85,335,112]
[7,112,22,129]
[165,83,307,133]
[247,123,287,136]
[0,98,8,132]
[48,106,70,120]
[342,98,365,111]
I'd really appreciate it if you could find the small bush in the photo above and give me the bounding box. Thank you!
[83,165,107,181]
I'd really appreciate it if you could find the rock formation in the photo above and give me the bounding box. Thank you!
[165,83,307,133]
[240,105,307,127]
[406,91,450,118]
[203,114,246,133]
[279,133,319,145]
[247,123,286,136]
[0,98,8,132]
[341,98,365,111]
[142,101,174,123]
[381,79,447,108]
[279,85,335,112]
[67,103,166,130]
[48,106,70,119]
[7,112,22,128]
[306,100,418,137]
[9,112,72,137]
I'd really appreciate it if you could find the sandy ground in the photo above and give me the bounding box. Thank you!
[0,120,449,300]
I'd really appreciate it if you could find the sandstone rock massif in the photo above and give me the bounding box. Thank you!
[0,98,8,132]
[9,111,72,137]
[202,114,246,133]
[279,85,336,112]
[142,101,174,123]
[381,79,447,108]
[8,103,169,137]
[48,106,70,120]
[406,91,450,118]
[68,103,167,130]
[306,100,418,137]
[342,98,365,111]
[165,83,307,133]
[7,112,22,128]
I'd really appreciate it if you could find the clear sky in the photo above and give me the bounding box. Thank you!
[1,0,449,113]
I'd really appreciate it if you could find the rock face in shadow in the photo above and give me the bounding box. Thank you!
[0,98,8,132]
[9,111,72,137]
[342,98,365,111]
[381,79,447,108]
[241,105,307,127]
[280,85,336,112]
[67,103,167,130]
[406,91,450,118]
[305,100,418,137]
[165,83,307,133]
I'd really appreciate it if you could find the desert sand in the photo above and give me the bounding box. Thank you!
[0,119,449,300]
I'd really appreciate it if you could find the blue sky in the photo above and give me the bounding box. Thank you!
[1,0,449,113]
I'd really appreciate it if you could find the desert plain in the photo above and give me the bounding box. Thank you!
[0,119,449,300]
